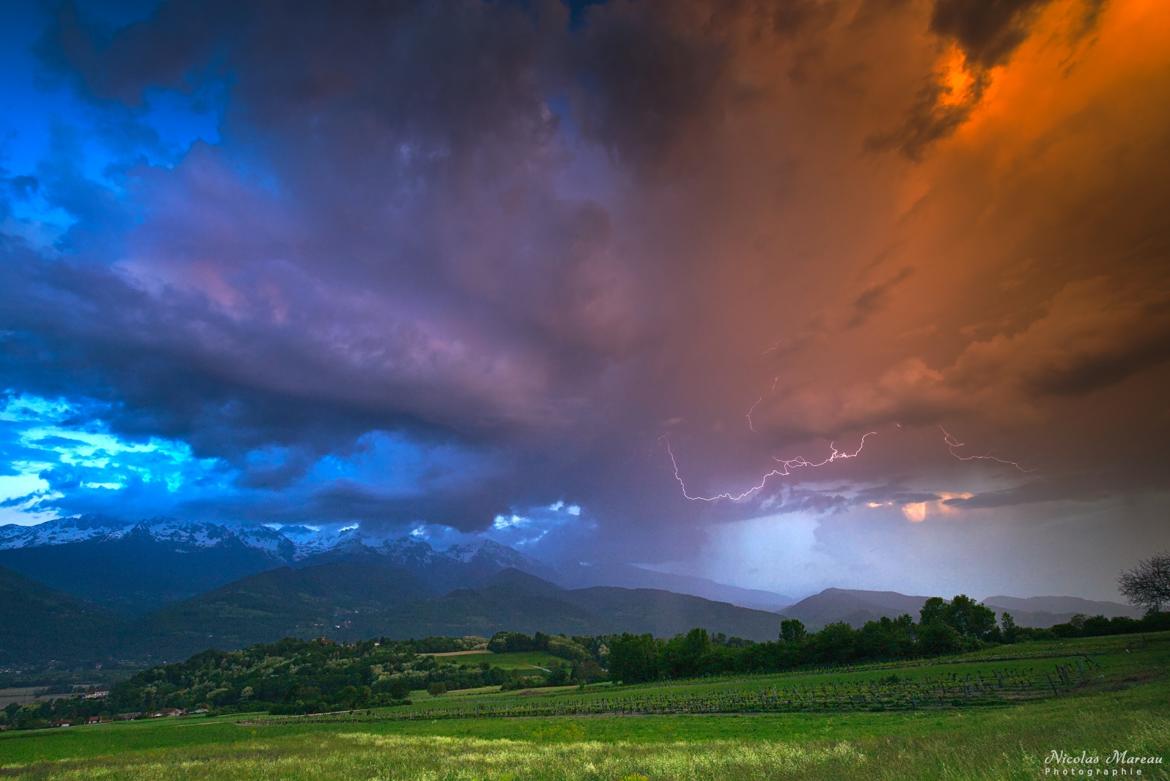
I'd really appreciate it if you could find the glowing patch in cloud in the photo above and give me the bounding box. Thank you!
[492,513,527,530]
[936,491,974,514]
[901,492,975,522]
[902,502,928,523]
[937,46,978,108]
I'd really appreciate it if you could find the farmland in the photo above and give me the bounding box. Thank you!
[1,632,1168,780]
[262,654,1098,722]
[421,649,564,670]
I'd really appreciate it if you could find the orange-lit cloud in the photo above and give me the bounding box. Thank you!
[4,0,1169,599]
[901,492,974,523]
[901,502,928,523]
[935,46,978,108]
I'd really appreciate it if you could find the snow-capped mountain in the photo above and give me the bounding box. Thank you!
[379,536,446,567]
[0,516,281,552]
[447,538,533,567]
[0,516,555,570]
[1,516,374,561]
[123,519,294,556]
[0,516,559,612]
[0,516,792,617]
[0,514,129,549]
[445,539,556,581]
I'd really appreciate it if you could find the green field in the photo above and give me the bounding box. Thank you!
[2,633,1168,780]
[423,649,565,670]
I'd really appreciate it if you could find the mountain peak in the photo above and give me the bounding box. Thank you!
[478,566,563,596]
[379,536,440,563]
[446,539,531,565]
[0,514,129,549]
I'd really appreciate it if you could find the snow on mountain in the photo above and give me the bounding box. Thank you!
[0,516,301,556]
[0,517,542,573]
[122,519,288,552]
[0,515,129,549]
[0,517,791,615]
[270,523,364,558]
[446,538,535,568]
[379,536,443,567]
[443,538,557,582]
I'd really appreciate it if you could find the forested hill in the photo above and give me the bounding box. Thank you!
[130,566,785,661]
[3,563,786,667]
[0,566,121,666]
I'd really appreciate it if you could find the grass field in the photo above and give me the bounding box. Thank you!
[2,633,1168,780]
[422,649,565,670]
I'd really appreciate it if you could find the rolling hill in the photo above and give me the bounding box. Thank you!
[780,588,930,630]
[0,565,122,666]
[982,595,1143,628]
[130,565,786,661]
[558,562,792,612]
[780,588,1145,630]
[136,559,433,659]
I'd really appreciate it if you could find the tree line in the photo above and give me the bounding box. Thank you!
[608,594,1170,683]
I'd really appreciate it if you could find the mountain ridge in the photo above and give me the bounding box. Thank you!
[0,516,791,615]
[781,588,1144,630]
[0,565,122,666]
[130,564,786,662]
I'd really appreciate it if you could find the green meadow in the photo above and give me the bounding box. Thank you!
[421,649,565,670]
[2,633,1168,780]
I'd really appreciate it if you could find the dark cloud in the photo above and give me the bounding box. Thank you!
[944,476,1111,509]
[929,0,1052,68]
[568,1,733,171]
[771,0,838,38]
[865,74,989,161]
[871,0,1107,159]
[1022,298,1170,397]
[1,0,1168,595]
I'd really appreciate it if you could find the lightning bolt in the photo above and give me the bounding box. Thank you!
[939,425,1032,473]
[671,369,1029,503]
[745,376,779,434]
[667,424,1029,504]
[665,431,877,503]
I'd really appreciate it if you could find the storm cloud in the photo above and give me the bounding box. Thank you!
[1,0,1168,599]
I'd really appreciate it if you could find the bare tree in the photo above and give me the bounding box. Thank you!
[1118,553,1170,613]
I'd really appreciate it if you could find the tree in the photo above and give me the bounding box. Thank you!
[608,634,660,684]
[546,662,570,686]
[779,618,807,644]
[572,659,606,685]
[917,620,961,654]
[384,677,411,700]
[662,628,712,678]
[488,631,537,653]
[945,595,997,640]
[1000,612,1019,643]
[1119,553,1170,613]
[426,682,447,697]
[856,615,915,659]
[920,597,947,626]
[808,622,856,664]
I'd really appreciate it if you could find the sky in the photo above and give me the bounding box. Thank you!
[1,0,1169,601]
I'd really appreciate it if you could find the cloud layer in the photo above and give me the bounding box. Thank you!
[2,0,1168,598]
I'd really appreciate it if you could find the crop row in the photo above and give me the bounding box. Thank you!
[245,662,1092,725]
